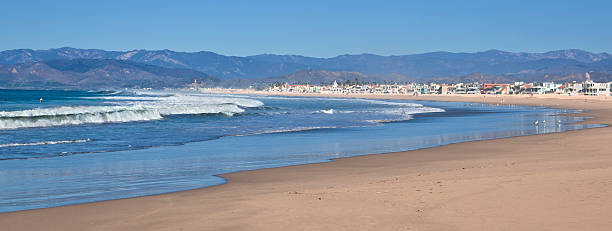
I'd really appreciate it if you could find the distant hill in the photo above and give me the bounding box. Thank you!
[259,70,387,84]
[2,47,612,80]
[219,70,396,88]
[0,59,219,89]
[0,48,309,79]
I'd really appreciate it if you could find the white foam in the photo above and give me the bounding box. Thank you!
[0,105,149,118]
[0,93,264,129]
[88,94,264,108]
[315,109,335,114]
[379,107,445,116]
[0,139,91,148]
[365,116,414,124]
[252,96,426,108]
[234,126,338,136]
[352,98,425,107]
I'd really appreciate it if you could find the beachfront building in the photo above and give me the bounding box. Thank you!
[519,82,562,94]
[452,83,481,94]
[465,83,482,94]
[438,84,455,94]
[264,79,612,96]
[508,82,525,94]
[565,81,584,95]
[405,83,427,94]
[454,83,467,94]
[267,83,320,93]
[582,80,612,96]
[481,84,510,95]
[543,82,564,94]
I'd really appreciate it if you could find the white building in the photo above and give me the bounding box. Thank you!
[582,80,612,96]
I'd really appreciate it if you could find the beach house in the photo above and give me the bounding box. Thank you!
[582,80,612,96]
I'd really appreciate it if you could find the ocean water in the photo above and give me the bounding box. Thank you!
[0,89,602,212]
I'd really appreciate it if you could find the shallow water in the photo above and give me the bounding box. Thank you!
[0,89,602,212]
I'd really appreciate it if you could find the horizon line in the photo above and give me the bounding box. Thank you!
[2,47,611,59]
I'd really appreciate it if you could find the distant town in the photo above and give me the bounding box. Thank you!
[260,73,612,96]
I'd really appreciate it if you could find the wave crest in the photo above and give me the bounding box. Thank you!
[0,93,264,129]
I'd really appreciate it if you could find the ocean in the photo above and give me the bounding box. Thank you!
[0,89,601,212]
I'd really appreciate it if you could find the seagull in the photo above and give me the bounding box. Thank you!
[534,120,539,126]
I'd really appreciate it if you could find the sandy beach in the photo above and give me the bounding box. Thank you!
[1,94,611,231]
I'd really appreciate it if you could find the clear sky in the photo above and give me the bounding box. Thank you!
[2,0,611,57]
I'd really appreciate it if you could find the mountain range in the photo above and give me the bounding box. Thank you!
[0,59,219,89]
[1,47,612,89]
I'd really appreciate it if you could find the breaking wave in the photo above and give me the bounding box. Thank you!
[0,93,264,130]
[315,109,335,114]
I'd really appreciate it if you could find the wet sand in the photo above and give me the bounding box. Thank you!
[1,94,611,231]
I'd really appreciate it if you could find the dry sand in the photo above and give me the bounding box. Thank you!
[1,94,612,231]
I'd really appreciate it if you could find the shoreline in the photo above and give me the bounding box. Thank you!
[2,94,612,230]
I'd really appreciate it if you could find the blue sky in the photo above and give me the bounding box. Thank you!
[1,0,611,57]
